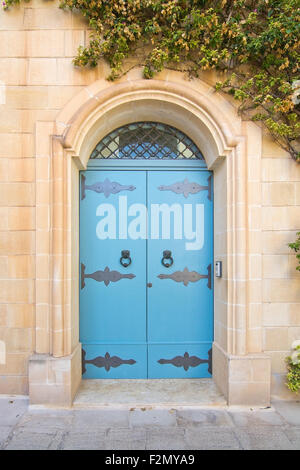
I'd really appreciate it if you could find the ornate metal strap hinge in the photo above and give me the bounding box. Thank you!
[81,263,135,289]
[81,174,136,200]
[82,349,136,375]
[157,264,211,289]
[158,349,212,374]
[158,175,212,200]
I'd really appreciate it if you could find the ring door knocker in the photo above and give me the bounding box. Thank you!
[120,250,132,268]
[161,250,174,268]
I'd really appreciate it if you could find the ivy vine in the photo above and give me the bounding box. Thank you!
[289,232,300,271]
[3,0,300,160]
[286,340,300,394]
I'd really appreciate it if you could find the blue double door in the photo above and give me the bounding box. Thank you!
[80,169,213,379]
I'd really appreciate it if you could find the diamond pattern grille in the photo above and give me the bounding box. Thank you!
[90,122,204,160]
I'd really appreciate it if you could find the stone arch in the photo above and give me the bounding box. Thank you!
[30,75,271,407]
[56,78,241,169]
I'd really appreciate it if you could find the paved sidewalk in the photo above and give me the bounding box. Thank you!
[0,397,299,450]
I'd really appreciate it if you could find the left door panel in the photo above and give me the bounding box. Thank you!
[80,170,147,378]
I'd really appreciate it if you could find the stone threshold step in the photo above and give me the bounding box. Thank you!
[72,378,227,409]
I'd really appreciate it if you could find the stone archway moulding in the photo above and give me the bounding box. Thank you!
[29,76,271,407]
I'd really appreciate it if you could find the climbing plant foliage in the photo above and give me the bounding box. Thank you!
[3,0,300,160]
[289,232,300,271]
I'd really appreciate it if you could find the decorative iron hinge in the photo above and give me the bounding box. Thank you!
[82,349,136,375]
[157,264,211,289]
[158,349,212,374]
[81,174,136,200]
[81,263,135,289]
[158,175,212,200]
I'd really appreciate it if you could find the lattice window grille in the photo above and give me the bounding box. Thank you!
[90,122,204,161]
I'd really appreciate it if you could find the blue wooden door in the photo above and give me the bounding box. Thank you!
[147,171,213,378]
[80,170,147,378]
[80,169,213,379]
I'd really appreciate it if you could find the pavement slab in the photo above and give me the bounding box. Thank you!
[228,407,285,427]
[272,400,300,426]
[5,430,58,450]
[0,397,28,426]
[0,397,300,450]
[282,426,300,450]
[0,426,12,449]
[235,425,295,451]
[106,428,147,450]
[185,426,242,450]
[62,430,107,450]
[146,427,186,450]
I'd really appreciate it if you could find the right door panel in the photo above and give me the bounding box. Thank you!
[147,170,213,378]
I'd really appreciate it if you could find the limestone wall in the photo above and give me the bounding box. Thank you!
[261,135,300,398]
[0,0,299,399]
[0,0,95,394]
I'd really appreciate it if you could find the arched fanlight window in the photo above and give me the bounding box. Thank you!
[90,122,204,160]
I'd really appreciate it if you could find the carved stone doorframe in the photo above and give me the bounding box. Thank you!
[29,75,271,406]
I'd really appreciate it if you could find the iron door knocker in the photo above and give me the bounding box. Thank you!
[161,250,173,268]
[120,250,132,268]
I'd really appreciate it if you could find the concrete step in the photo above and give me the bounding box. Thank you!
[73,378,226,409]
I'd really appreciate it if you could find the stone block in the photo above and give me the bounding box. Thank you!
[0,280,34,303]
[47,85,83,109]
[0,183,35,206]
[288,326,300,345]
[7,255,35,279]
[26,30,65,57]
[0,232,35,256]
[263,254,298,279]
[64,30,85,57]
[262,133,290,159]
[269,351,289,374]
[262,182,295,206]
[263,279,300,303]
[8,159,35,183]
[228,382,270,407]
[6,87,48,110]
[23,7,73,30]
[262,158,300,182]
[264,327,289,351]
[295,183,300,204]
[56,58,103,86]
[0,208,8,230]
[262,207,300,231]
[0,133,34,158]
[0,31,26,57]
[271,373,300,401]
[6,304,35,329]
[0,352,29,376]
[0,59,27,86]
[8,207,35,231]
[28,59,57,86]
[28,343,82,407]
[212,343,271,406]
[262,230,298,255]
[5,327,34,353]
[0,5,24,31]
[0,375,28,395]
